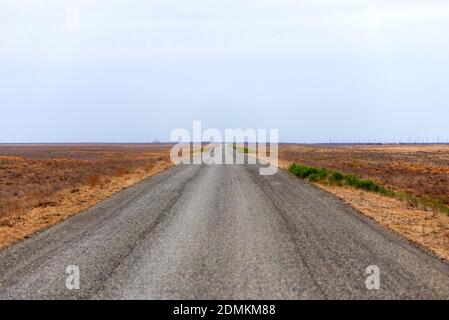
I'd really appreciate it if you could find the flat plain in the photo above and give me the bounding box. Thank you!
[0,145,448,299]
[1,143,449,261]
[279,144,449,201]
[0,144,172,249]
[279,144,449,260]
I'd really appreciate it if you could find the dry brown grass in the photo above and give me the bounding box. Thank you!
[279,144,449,261]
[279,144,449,202]
[0,144,173,249]
[320,185,449,261]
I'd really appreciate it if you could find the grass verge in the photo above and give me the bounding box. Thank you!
[288,163,449,215]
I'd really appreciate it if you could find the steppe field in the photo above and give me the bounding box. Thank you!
[279,144,449,201]
[1,143,449,261]
[279,144,449,260]
[1,143,449,299]
[0,144,172,249]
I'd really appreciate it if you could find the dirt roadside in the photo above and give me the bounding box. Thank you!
[276,157,449,262]
[0,161,173,250]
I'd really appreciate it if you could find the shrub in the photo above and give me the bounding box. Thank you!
[331,171,344,182]
[357,179,376,191]
[289,164,328,181]
[289,162,447,215]
[308,173,319,182]
[344,174,359,187]
[289,163,396,198]
[316,168,329,179]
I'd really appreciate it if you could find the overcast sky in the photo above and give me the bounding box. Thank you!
[1,0,449,143]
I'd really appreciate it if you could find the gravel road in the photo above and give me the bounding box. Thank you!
[1,146,448,299]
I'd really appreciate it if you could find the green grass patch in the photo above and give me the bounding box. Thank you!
[288,163,448,215]
[288,163,394,196]
[397,192,449,215]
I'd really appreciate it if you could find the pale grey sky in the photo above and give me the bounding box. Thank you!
[1,0,449,142]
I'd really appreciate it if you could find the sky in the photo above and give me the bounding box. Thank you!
[1,0,449,143]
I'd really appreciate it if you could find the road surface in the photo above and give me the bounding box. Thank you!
[0,146,448,299]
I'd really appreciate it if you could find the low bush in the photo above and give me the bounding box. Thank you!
[330,171,344,182]
[289,163,395,197]
[289,164,328,181]
[288,162,449,214]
